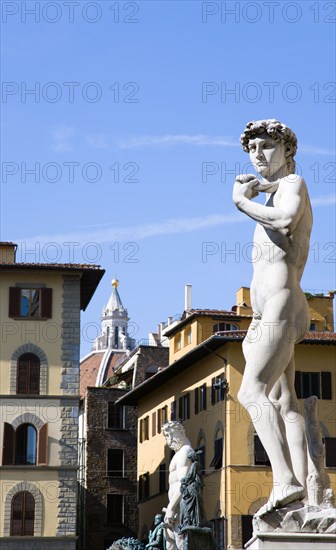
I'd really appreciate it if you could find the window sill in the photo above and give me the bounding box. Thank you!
[10,317,51,321]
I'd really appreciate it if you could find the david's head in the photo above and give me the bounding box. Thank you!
[240,119,297,176]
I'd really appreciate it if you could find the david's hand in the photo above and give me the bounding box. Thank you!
[233,174,260,205]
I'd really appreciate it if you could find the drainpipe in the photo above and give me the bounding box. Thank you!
[203,344,228,548]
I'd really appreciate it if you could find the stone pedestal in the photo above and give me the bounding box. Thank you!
[245,532,336,549]
[181,526,216,549]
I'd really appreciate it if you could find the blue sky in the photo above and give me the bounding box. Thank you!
[1,1,335,356]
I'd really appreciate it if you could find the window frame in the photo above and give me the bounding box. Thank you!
[210,437,223,470]
[107,449,124,478]
[9,287,52,320]
[107,402,125,430]
[10,491,35,536]
[16,353,40,395]
[106,494,124,525]
[178,393,190,421]
[295,371,332,400]
[254,434,271,466]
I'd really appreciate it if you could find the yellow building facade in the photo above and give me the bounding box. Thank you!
[119,288,336,549]
[0,242,104,550]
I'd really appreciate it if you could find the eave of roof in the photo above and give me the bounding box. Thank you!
[163,309,248,337]
[116,334,235,405]
[0,262,105,310]
[116,330,336,405]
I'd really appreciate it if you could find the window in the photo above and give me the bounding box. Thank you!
[295,371,332,400]
[10,492,35,536]
[107,403,124,429]
[185,327,192,346]
[171,400,177,421]
[211,374,227,404]
[152,411,156,437]
[254,434,271,466]
[15,425,37,465]
[309,322,316,331]
[242,515,253,547]
[139,416,149,443]
[17,353,40,395]
[195,384,207,414]
[9,287,52,319]
[107,449,123,477]
[196,445,205,474]
[146,365,158,380]
[107,494,123,524]
[178,394,190,421]
[159,463,166,492]
[210,437,223,470]
[114,326,119,348]
[210,516,224,547]
[157,406,168,433]
[139,472,150,501]
[175,334,182,351]
[213,322,237,332]
[2,422,48,466]
[324,438,336,468]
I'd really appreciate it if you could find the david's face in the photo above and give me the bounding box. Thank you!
[248,133,287,179]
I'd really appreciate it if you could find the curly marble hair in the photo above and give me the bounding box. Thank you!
[162,420,186,442]
[240,119,297,173]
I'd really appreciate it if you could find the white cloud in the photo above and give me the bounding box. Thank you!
[118,134,239,149]
[85,134,111,150]
[311,194,336,206]
[300,144,335,156]
[15,213,243,248]
[50,126,75,152]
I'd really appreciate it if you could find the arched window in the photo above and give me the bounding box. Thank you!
[15,424,37,465]
[210,425,223,470]
[114,326,119,348]
[10,491,35,536]
[106,326,110,346]
[17,353,40,395]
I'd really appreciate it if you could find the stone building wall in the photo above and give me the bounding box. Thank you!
[83,388,137,550]
[133,346,169,387]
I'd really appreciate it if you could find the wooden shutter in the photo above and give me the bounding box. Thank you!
[2,422,15,465]
[202,384,207,410]
[24,492,35,535]
[211,378,216,404]
[194,387,199,415]
[294,371,302,398]
[38,423,48,465]
[170,400,176,421]
[325,437,336,467]
[17,355,29,394]
[152,412,156,437]
[178,397,183,419]
[11,492,24,535]
[41,288,52,318]
[29,355,40,395]
[321,372,332,400]
[9,287,21,317]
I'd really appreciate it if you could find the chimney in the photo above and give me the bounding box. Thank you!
[167,317,173,326]
[0,242,17,263]
[157,324,161,338]
[185,284,192,311]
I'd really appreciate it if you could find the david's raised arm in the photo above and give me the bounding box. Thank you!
[233,174,308,236]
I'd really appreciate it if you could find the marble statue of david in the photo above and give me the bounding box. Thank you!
[233,119,313,517]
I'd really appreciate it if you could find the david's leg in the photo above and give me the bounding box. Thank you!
[269,356,308,490]
[239,321,304,514]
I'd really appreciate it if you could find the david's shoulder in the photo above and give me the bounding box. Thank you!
[279,174,308,192]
